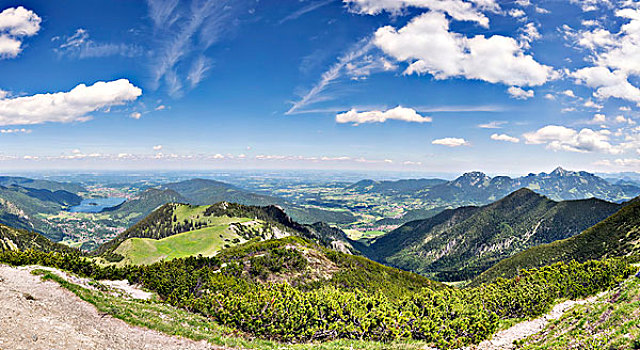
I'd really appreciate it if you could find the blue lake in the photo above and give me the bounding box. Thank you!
[69,197,126,213]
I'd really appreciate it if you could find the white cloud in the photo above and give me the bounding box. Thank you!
[147,0,238,96]
[187,55,212,88]
[153,145,163,151]
[509,9,526,18]
[343,0,494,27]
[0,79,142,126]
[570,0,612,12]
[477,121,506,129]
[507,86,534,99]
[373,12,556,87]
[491,133,520,143]
[0,128,30,134]
[562,89,576,97]
[432,137,469,147]
[286,38,374,115]
[592,113,606,123]
[584,99,604,109]
[336,106,432,124]
[0,6,41,59]
[620,106,632,111]
[519,22,540,48]
[573,66,640,105]
[569,9,640,106]
[155,104,167,111]
[615,115,629,123]
[0,35,21,58]
[561,107,577,113]
[130,112,142,119]
[54,28,142,59]
[523,125,621,154]
[544,93,556,100]
[0,6,40,36]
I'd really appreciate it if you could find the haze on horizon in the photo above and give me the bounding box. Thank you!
[1,0,640,175]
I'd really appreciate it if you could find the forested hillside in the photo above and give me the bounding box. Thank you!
[473,196,640,285]
[364,188,621,281]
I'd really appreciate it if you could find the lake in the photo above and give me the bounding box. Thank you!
[68,197,126,213]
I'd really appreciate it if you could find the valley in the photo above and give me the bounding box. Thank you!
[2,168,640,349]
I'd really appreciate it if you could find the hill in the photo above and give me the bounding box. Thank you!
[104,188,187,223]
[364,188,622,281]
[163,178,285,207]
[0,184,83,241]
[473,195,640,285]
[0,176,85,193]
[0,223,76,253]
[96,202,357,263]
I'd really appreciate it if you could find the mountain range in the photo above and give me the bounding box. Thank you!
[350,167,640,205]
[362,188,623,281]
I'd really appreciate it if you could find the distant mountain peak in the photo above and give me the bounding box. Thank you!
[550,167,570,176]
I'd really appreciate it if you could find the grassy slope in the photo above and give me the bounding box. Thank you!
[112,217,254,265]
[517,272,640,349]
[474,198,640,285]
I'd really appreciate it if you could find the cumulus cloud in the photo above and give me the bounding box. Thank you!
[342,0,496,27]
[432,137,469,147]
[373,12,556,86]
[584,99,604,109]
[153,145,163,150]
[0,79,142,126]
[523,125,621,154]
[336,106,432,124]
[0,6,41,59]
[592,113,606,123]
[491,133,520,143]
[130,112,142,119]
[507,86,534,99]
[569,9,640,105]
[573,66,640,105]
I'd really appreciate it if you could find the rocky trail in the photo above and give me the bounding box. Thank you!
[463,294,602,350]
[0,264,221,350]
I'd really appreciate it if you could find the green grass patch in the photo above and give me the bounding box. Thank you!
[112,217,254,265]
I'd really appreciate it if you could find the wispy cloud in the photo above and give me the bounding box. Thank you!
[147,0,240,96]
[279,0,334,24]
[286,38,374,115]
[53,28,143,59]
[187,55,213,88]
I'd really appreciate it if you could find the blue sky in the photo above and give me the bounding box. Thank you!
[0,0,639,175]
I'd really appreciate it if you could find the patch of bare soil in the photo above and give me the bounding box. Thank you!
[0,264,221,350]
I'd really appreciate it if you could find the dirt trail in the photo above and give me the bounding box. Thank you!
[0,264,221,350]
[464,295,601,350]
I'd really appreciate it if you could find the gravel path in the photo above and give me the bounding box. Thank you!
[464,296,600,350]
[0,264,220,350]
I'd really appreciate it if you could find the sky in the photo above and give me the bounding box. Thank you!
[1,0,640,175]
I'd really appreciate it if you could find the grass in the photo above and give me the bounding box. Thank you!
[31,269,430,350]
[112,217,255,265]
[516,274,640,349]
